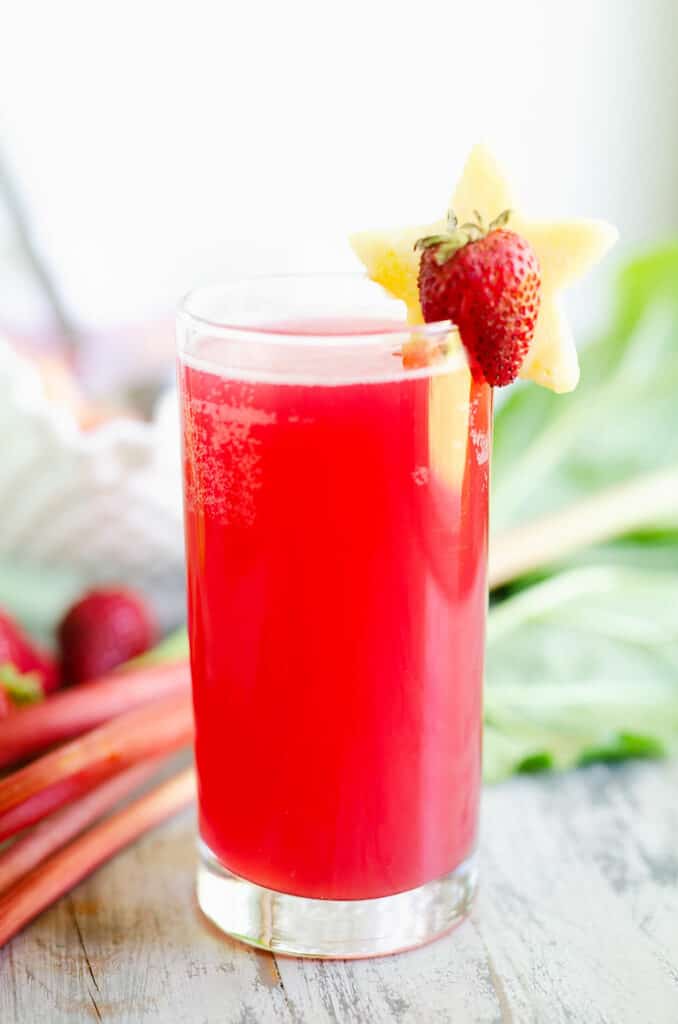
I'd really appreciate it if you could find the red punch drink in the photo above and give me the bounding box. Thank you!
[176,138,615,956]
[178,276,491,956]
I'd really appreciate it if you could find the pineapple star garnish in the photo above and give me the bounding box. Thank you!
[351,145,618,393]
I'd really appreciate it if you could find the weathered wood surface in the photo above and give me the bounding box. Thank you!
[2,760,677,1023]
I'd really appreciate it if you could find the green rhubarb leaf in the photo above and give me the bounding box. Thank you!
[516,751,554,774]
[577,731,665,766]
[483,566,678,783]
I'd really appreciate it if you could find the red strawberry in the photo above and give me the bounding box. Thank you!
[0,684,9,718]
[0,608,60,695]
[58,587,158,685]
[416,210,541,386]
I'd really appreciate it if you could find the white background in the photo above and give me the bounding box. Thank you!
[1,0,677,336]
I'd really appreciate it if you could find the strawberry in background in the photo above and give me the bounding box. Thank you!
[58,588,158,685]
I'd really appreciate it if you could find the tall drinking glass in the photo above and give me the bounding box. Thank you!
[177,274,491,957]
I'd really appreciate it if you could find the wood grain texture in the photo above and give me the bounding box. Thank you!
[2,762,677,1023]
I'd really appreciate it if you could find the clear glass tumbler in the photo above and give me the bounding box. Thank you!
[177,274,491,957]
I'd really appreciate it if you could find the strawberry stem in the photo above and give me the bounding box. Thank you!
[489,209,512,231]
[415,208,513,265]
[0,665,43,706]
[413,206,516,260]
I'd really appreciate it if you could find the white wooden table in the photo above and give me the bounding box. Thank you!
[2,760,677,1023]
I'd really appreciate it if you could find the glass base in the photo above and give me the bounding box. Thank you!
[197,841,478,959]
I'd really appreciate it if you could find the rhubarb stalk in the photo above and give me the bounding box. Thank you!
[489,466,678,590]
[0,693,193,842]
[0,768,195,948]
[0,756,167,893]
[0,661,190,771]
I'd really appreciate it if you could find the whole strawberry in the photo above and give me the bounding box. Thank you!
[58,587,158,685]
[0,608,60,695]
[416,210,541,386]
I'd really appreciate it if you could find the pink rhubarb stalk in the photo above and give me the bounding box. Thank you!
[0,660,189,771]
[0,693,193,843]
[0,768,195,948]
[0,756,167,893]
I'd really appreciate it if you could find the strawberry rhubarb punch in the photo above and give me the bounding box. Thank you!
[178,146,617,957]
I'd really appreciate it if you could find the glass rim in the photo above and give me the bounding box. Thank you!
[178,272,456,348]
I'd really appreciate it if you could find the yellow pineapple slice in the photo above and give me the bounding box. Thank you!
[351,145,618,393]
[350,223,432,325]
